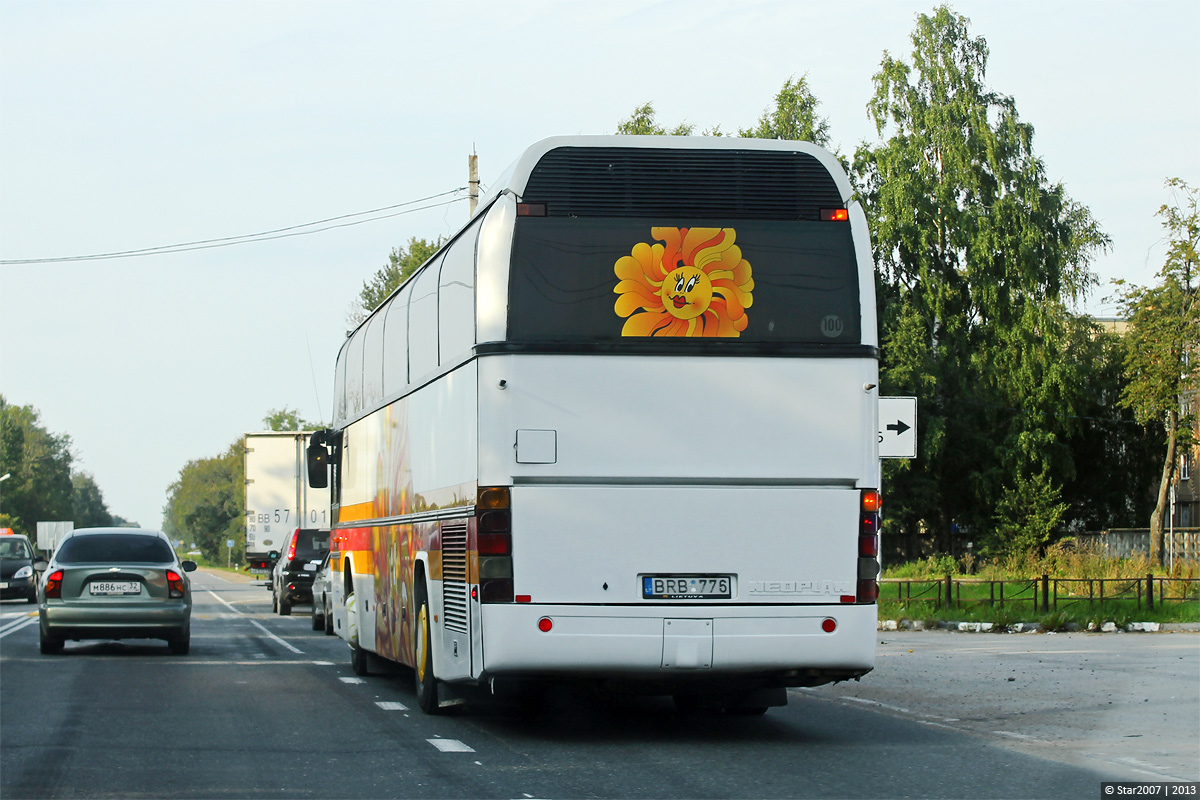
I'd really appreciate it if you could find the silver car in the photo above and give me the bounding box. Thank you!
[38,527,197,655]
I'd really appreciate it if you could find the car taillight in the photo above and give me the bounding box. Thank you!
[45,569,64,599]
[858,490,881,604]
[476,487,513,603]
[167,569,186,598]
[286,529,299,561]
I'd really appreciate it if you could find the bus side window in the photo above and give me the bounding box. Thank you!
[361,311,385,410]
[383,283,411,397]
[344,328,365,420]
[439,217,481,365]
[408,254,444,380]
[333,343,349,426]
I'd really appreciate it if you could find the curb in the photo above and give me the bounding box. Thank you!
[878,620,1200,633]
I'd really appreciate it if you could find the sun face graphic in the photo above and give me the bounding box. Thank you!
[613,227,753,337]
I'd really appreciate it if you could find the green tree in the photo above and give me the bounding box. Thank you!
[0,396,74,536]
[348,237,444,327]
[1117,178,1199,564]
[262,407,321,432]
[855,6,1109,557]
[615,102,696,136]
[738,75,831,147]
[71,472,114,528]
[163,439,245,563]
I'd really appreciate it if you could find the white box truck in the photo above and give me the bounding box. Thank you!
[244,432,330,579]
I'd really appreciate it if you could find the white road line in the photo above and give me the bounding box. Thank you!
[428,738,474,753]
[339,677,365,684]
[376,701,408,711]
[205,590,303,654]
[0,614,38,638]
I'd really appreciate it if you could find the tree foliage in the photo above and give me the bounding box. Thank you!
[348,237,444,328]
[0,397,74,536]
[71,472,114,529]
[615,102,697,136]
[738,75,830,147]
[262,407,321,432]
[162,438,245,563]
[1117,178,1199,563]
[854,6,1111,558]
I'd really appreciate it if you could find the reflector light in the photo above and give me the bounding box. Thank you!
[857,579,880,603]
[471,586,478,600]
[478,532,511,555]
[820,208,849,221]
[517,203,547,217]
[537,617,553,632]
[45,569,64,599]
[477,487,510,510]
[840,595,856,604]
[822,618,837,633]
[516,595,532,603]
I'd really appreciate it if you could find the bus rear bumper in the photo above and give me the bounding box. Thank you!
[479,603,876,684]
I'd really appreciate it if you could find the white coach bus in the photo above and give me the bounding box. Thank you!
[308,135,882,714]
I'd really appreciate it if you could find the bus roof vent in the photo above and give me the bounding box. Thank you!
[522,147,844,220]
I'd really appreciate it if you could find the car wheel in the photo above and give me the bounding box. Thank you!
[279,596,292,616]
[414,582,441,714]
[39,629,63,655]
[27,592,37,604]
[311,602,323,631]
[271,590,278,613]
[324,598,334,635]
[168,629,190,655]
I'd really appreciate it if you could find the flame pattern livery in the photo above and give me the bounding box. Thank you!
[613,227,754,337]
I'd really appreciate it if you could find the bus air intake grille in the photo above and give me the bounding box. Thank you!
[522,147,845,220]
[441,523,469,634]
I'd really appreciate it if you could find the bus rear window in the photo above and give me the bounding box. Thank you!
[508,217,860,346]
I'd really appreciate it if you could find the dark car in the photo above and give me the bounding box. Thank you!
[271,528,329,616]
[38,527,197,654]
[1,533,39,603]
[310,550,334,633]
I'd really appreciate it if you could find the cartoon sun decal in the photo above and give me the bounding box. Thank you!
[613,227,753,337]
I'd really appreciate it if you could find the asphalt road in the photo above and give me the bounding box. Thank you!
[1,568,1196,799]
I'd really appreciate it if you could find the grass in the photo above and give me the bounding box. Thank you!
[879,544,1200,625]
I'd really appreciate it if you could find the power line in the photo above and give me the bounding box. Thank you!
[0,188,468,265]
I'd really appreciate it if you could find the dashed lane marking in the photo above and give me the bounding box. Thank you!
[339,677,365,684]
[376,701,408,711]
[428,738,475,753]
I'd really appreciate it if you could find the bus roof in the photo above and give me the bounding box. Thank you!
[478,135,853,211]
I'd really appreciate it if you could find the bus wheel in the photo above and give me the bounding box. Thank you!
[414,584,441,714]
[350,640,370,675]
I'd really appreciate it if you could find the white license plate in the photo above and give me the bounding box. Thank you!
[90,581,140,595]
[250,568,270,575]
[642,575,732,599]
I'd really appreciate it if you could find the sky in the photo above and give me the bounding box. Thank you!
[1,0,1197,531]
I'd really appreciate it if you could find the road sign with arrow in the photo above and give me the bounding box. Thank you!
[879,396,917,459]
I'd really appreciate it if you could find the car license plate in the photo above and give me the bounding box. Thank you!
[90,581,140,595]
[0,581,8,589]
[642,575,732,600]
[250,568,270,575]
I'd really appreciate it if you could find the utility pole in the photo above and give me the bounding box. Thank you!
[468,151,479,217]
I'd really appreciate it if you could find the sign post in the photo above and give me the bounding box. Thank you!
[227,538,234,568]
[879,397,918,459]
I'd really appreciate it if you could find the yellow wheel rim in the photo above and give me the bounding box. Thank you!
[416,604,428,683]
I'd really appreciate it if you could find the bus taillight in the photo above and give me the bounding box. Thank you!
[858,490,881,604]
[820,208,849,221]
[477,487,513,603]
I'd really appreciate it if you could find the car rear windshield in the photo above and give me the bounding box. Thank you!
[0,539,32,559]
[56,534,176,564]
[293,530,329,560]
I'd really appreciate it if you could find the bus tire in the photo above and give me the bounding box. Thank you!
[350,640,370,675]
[414,583,441,714]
